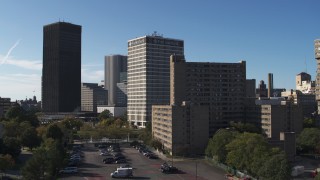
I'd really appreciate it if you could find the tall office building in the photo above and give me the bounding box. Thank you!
[42,22,81,112]
[105,55,127,106]
[315,39,320,113]
[127,33,184,127]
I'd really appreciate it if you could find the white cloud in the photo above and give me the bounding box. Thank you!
[0,40,42,70]
[81,68,104,83]
[4,57,42,70]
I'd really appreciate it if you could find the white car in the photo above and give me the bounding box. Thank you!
[59,167,78,174]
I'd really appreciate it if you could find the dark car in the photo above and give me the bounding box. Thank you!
[147,153,158,159]
[103,157,114,164]
[160,162,178,174]
[113,156,125,161]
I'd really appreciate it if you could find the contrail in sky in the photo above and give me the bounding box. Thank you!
[0,40,21,65]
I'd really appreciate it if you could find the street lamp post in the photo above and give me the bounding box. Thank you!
[196,161,198,180]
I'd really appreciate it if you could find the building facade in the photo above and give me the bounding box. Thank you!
[42,22,81,112]
[281,90,316,117]
[315,39,320,113]
[127,34,184,128]
[116,82,127,107]
[296,72,315,94]
[81,83,108,112]
[104,55,127,106]
[152,103,209,155]
[152,55,246,155]
[0,97,11,118]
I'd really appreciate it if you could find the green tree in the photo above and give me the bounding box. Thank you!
[5,106,25,120]
[61,118,83,131]
[205,129,238,163]
[3,137,21,158]
[3,120,20,137]
[297,128,320,153]
[21,127,41,150]
[303,118,316,128]
[151,139,163,150]
[230,122,261,133]
[46,124,63,141]
[21,148,49,180]
[98,109,113,120]
[226,132,269,174]
[0,154,15,174]
[43,139,66,178]
[257,152,291,180]
[5,106,39,127]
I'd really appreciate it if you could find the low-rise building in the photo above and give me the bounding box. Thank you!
[281,90,316,117]
[0,97,11,118]
[81,83,108,113]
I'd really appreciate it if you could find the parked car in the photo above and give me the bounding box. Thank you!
[119,164,131,168]
[160,162,178,174]
[113,156,125,161]
[103,157,114,164]
[59,167,78,174]
[115,159,127,164]
[100,152,111,156]
[147,154,158,159]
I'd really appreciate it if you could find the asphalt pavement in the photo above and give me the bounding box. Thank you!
[58,143,226,180]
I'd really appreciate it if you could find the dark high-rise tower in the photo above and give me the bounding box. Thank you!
[42,22,81,112]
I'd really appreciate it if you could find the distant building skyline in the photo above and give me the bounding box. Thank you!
[42,22,82,112]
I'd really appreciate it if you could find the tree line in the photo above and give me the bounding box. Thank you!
[205,126,291,180]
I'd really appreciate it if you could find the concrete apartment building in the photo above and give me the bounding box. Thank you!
[105,55,127,106]
[127,33,184,128]
[257,99,303,140]
[81,83,107,112]
[281,90,316,117]
[315,39,320,113]
[296,72,315,94]
[0,97,11,118]
[42,22,81,112]
[152,55,246,155]
[255,98,303,160]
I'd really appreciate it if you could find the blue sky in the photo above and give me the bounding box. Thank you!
[0,0,319,101]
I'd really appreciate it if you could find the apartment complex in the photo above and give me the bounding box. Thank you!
[105,55,127,106]
[127,33,184,128]
[42,22,81,112]
[152,55,246,154]
[81,83,107,112]
[315,39,320,113]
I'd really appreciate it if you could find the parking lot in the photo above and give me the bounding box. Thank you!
[58,143,226,180]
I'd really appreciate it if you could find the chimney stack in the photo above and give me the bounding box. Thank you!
[268,73,273,98]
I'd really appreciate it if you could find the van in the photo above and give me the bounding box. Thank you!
[110,167,133,178]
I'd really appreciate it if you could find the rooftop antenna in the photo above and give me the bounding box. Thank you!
[304,56,308,73]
